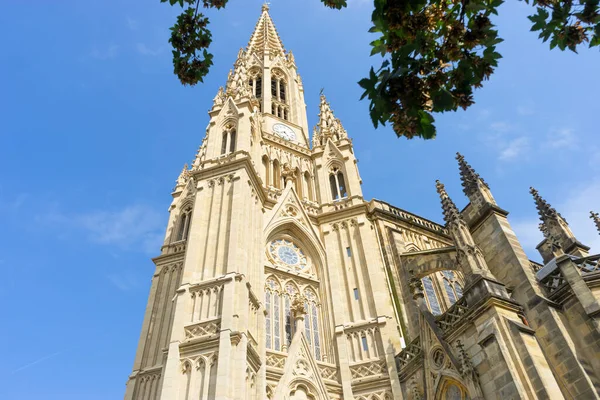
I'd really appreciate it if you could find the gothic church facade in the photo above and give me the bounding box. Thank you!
[124,6,600,399]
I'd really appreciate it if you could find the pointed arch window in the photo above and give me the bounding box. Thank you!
[175,206,192,242]
[265,278,281,351]
[221,131,228,155]
[422,276,442,315]
[441,270,463,306]
[265,240,323,361]
[329,167,347,200]
[229,130,236,153]
[221,124,236,155]
[304,288,321,361]
[270,70,289,121]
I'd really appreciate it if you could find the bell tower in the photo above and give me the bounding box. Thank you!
[125,5,403,400]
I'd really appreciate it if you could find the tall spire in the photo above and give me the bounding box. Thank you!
[529,187,589,262]
[456,152,489,197]
[530,187,565,225]
[246,4,286,58]
[591,211,600,235]
[436,180,462,225]
[312,93,348,147]
[436,180,495,281]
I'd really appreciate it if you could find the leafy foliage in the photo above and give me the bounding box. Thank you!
[163,0,600,139]
[162,0,229,85]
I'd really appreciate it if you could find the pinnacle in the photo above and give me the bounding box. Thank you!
[313,93,347,146]
[436,180,461,225]
[246,3,285,57]
[456,152,488,197]
[591,211,600,234]
[529,187,564,224]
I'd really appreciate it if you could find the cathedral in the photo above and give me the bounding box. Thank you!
[124,5,600,400]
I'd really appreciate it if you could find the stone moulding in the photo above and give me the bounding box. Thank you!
[350,359,388,380]
[183,318,221,341]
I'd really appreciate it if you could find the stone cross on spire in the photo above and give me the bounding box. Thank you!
[436,181,495,282]
[591,211,600,235]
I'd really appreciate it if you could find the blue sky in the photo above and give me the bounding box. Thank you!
[0,0,598,398]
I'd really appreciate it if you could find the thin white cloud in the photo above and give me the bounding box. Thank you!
[490,121,513,133]
[127,16,139,31]
[37,204,165,254]
[90,44,119,60]
[517,105,535,116]
[107,271,143,292]
[498,137,529,161]
[546,128,577,150]
[511,181,600,260]
[12,351,62,374]
[136,43,163,56]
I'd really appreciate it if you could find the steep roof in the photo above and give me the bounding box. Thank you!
[246,4,286,57]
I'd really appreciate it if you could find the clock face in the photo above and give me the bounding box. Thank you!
[272,123,296,141]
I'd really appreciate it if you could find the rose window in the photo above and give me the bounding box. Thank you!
[269,239,309,272]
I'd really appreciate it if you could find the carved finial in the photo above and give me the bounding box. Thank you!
[456,152,488,197]
[314,93,348,144]
[176,163,190,188]
[262,2,270,12]
[530,187,565,224]
[436,180,461,225]
[591,211,600,235]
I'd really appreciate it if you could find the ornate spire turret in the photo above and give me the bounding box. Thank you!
[530,187,565,225]
[224,48,252,101]
[436,181,495,281]
[591,211,600,235]
[246,4,286,58]
[456,152,495,206]
[312,93,348,147]
[530,187,588,261]
[175,163,191,190]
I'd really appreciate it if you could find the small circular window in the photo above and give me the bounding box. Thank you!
[269,239,308,272]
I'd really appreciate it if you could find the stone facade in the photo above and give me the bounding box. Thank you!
[124,6,600,399]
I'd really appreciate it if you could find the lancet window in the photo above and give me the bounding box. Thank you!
[248,68,262,112]
[270,69,289,121]
[220,123,237,155]
[264,239,323,360]
[175,206,192,242]
[329,167,347,200]
[421,270,465,315]
[264,276,322,361]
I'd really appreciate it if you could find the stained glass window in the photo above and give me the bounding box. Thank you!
[422,276,442,315]
[265,291,272,349]
[441,270,463,306]
[268,239,309,272]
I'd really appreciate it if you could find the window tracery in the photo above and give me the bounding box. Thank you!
[270,69,289,121]
[329,167,347,200]
[264,239,322,360]
[248,68,262,111]
[220,123,237,155]
[421,270,465,315]
[175,206,192,242]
